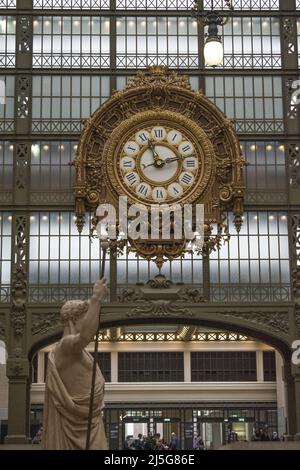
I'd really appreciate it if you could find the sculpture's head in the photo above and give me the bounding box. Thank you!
[60,299,89,332]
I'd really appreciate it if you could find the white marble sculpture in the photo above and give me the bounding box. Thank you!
[42,279,108,450]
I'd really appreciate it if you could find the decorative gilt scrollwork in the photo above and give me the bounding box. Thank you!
[129,239,189,270]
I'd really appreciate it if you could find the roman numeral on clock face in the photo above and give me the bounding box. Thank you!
[167,129,182,146]
[151,127,166,141]
[179,141,194,156]
[179,172,194,186]
[136,183,150,197]
[185,160,195,167]
[167,182,183,198]
[135,129,150,145]
[152,187,167,201]
[138,133,148,143]
[125,172,139,186]
[120,156,135,173]
[124,141,140,156]
[183,156,198,171]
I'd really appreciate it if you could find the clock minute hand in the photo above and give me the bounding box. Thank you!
[147,139,160,162]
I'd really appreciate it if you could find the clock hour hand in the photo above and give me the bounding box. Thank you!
[142,161,165,169]
[165,154,197,164]
[165,156,183,164]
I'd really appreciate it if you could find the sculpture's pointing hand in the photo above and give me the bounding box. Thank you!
[92,278,108,301]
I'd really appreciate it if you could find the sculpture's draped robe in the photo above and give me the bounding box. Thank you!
[42,350,107,450]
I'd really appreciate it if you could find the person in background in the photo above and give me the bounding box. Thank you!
[198,435,205,450]
[169,432,179,450]
[271,431,280,441]
[193,432,199,450]
[32,426,43,444]
[123,435,134,450]
[133,433,144,450]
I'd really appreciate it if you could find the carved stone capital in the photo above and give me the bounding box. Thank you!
[6,350,29,379]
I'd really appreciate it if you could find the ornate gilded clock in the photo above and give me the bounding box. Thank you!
[73,66,246,268]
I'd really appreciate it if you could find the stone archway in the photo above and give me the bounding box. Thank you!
[27,302,298,438]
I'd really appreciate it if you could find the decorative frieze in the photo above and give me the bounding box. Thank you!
[222,311,289,334]
[126,300,194,319]
[31,313,60,336]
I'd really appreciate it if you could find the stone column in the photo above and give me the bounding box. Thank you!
[111,351,118,382]
[292,365,300,440]
[184,351,191,382]
[5,0,33,444]
[282,361,297,438]
[256,350,264,381]
[5,355,31,444]
[37,352,45,383]
[275,352,287,437]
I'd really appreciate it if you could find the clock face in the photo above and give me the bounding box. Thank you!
[117,124,201,204]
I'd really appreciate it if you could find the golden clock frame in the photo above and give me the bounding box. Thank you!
[104,110,215,207]
[73,66,246,268]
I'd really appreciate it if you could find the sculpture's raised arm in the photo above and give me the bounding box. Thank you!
[56,279,108,364]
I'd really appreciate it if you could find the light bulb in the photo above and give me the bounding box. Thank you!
[31,144,40,157]
[204,39,223,67]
